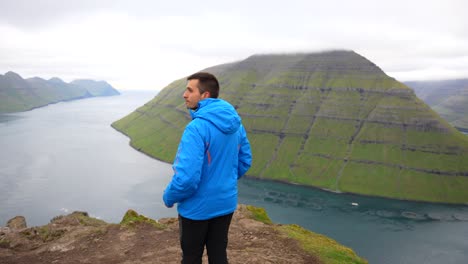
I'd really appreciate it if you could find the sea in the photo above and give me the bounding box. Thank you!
[1,91,467,264]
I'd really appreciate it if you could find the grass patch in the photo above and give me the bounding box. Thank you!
[277,224,367,264]
[120,209,166,229]
[245,205,273,225]
[20,226,66,242]
[339,162,402,198]
[74,211,108,227]
[263,136,303,180]
[399,170,468,203]
[248,134,279,176]
[292,155,343,189]
[350,143,402,164]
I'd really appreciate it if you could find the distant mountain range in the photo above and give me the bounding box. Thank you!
[112,51,468,204]
[0,71,120,113]
[405,79,468,132]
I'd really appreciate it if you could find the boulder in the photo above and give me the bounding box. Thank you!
[6,216,27,230]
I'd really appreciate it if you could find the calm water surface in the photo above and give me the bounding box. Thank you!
[238,179,468,264]
[0,91,174,225]
[1,92,467,264]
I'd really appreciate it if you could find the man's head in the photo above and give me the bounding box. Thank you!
[183,72,219,110]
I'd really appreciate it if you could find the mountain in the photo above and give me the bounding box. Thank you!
[0,71,120,114]
[112,51,468,204]
[405,79,468,132]
[71,79,120,97]
[25,77,90,102]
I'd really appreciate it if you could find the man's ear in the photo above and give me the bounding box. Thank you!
[202,91,211,99]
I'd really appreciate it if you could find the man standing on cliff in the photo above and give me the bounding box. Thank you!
[163,72,252,264]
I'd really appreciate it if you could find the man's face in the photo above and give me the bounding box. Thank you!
[183,79,209,110]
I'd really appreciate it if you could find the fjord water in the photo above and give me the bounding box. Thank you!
[0,91,175,226]
[1,92,467,264]
[238,179,468,264]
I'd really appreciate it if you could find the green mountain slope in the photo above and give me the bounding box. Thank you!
[0,71,52,113]
[0,71,120,114]
[405,79,468,132]
[112,51,468,204]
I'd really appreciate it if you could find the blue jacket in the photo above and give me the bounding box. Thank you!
[163,98,252,220]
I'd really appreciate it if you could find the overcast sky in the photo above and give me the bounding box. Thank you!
[0,0,466,90]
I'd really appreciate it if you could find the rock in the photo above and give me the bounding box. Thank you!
[7,216,27,230]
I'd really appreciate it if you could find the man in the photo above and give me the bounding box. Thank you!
[163,72,252,264]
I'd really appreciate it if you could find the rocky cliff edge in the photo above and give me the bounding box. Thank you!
[0,205,367,264]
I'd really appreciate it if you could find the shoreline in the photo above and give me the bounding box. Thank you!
[0,94,121,115]
[112,125,468,207]
[455,126,468,134]
[242,175,468,207]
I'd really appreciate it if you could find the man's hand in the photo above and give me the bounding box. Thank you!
[163,193,174,208]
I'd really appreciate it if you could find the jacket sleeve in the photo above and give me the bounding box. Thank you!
[163,123,204,207]
[237,124,252,179]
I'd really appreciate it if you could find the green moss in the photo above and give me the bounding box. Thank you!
[74,212,108,227]
[246,205,273,225]
[277,224,368,264]
[20,226,66,242]
[50,211,107,227]
[38,226,66,242]
[120,209,166,229]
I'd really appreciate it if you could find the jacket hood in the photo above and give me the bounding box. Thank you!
[190,98,241,134]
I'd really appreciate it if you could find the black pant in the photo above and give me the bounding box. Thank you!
[178,212,234,264]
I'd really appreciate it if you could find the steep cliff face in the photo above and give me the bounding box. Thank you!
[0,72,119,113]
[112,51,468,204]
[406,79,468,132]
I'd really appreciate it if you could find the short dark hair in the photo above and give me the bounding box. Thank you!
[187,72,219,98]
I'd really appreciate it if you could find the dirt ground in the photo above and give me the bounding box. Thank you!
[0,205,320,264]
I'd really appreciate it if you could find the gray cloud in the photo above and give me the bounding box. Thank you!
[0,0,467,88]
[0,0,221,29]
[0,0,104,28]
